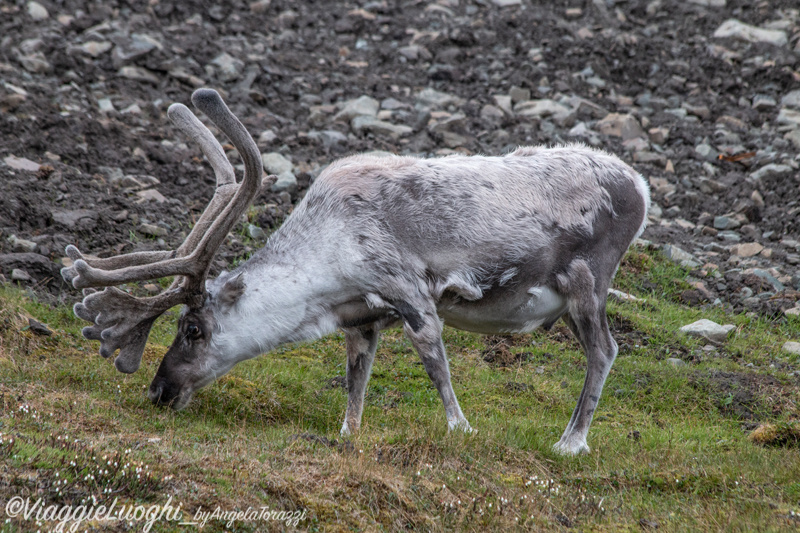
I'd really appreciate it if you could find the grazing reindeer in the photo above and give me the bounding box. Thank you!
[62,89,649,455]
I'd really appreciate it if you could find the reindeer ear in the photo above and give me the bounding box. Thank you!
[215,272,246,308]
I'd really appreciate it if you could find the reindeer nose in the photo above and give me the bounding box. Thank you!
[148,376,178,407]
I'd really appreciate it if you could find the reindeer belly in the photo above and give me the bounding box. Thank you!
[437,285,567,334]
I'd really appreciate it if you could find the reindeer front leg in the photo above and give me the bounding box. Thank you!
[396,301,472,432]
[340,325,379,436]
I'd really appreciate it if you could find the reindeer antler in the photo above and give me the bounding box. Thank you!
[62,89,274,373]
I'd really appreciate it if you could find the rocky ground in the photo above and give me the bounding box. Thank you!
[1,0,799,318]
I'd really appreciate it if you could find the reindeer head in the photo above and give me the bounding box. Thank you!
[61,89,275,409]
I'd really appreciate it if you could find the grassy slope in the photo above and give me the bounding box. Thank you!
[1,247,799,532]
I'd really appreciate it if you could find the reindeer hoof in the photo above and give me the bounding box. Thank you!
[340,421,357,437]
[448,419,474,434]
[552,437,590,456]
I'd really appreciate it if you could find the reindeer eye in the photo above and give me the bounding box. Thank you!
[186,324,202,340]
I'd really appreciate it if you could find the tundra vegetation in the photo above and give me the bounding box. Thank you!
[1,0,800,530]
[1,247,799,531]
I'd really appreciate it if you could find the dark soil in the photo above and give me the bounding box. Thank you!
[689,369,798,420]
[1,0,799,315]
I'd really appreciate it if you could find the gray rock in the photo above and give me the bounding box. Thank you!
[143,283,161,294]
[428,113,467,134]
[696,178,725,194]
[110,174,160,190]
[247,224,267,240]
[683,103,711,120]
[695,143,716,160]
[416,88,463,109]
[713,216,740,230]
[310,130,348,150]
[607,288,644,303]
[648,202,663,221]
[334,95,380,122]
[751,95,776,111]
[781,90,800,110]
[749,164,794,182]
[777,108,800,129]
[664,108,688,119]
[118,66,160,84]
[633,151,667,165]
[783,342,800,355]
[649,177,676,196]
[729,242,763,257]
[648,127,670,144]
[97,98,115,113]
[663,244,700,268]
[52,209,99,230]
[28,318,52,336]
[492,0,522,6]
[17,51,51,73]
[258,130,278,144]
[112,33,162,67]
[568,97,608,119]
[0,253,62,288]
[120,103,141,115]
[79,41,113,57]
[168,68,206,88]
[250,0,272,13]
[438,131,471,148]
[509,86,531,104]
[480,104,505,123]
[750,268,785,291]
[567,122,594,140]
[381,98,407,110]
[136,189,167,204]
[680,319,736,343]
[351,115,413,139]
[261,152,294,175]
[784,130,800,150]
[4,155,41,172]
[27,1,48,20]
[493,95,513,116]
[515,99,573,124]
[717,230,741,242]
[596,113,646,141]
[666,357,686,367]
[271,171,298,193]
[688,0,725,6]
[139,223,167,238]
[713,19,788,46]
[11,269,32,282]
[209,52,244,82]
[8,235,37,253]
[398,45,430,61]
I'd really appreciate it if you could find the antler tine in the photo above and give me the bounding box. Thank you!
[167,102,239,258]
[167,103,235,186]
[172,88,265,286]
[60,245,174,284]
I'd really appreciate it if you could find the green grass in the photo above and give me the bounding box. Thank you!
[1,248,799,531]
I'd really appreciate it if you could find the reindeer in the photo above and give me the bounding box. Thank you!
[62,89,649,455]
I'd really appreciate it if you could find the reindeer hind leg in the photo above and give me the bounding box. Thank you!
[553,259,618,455]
